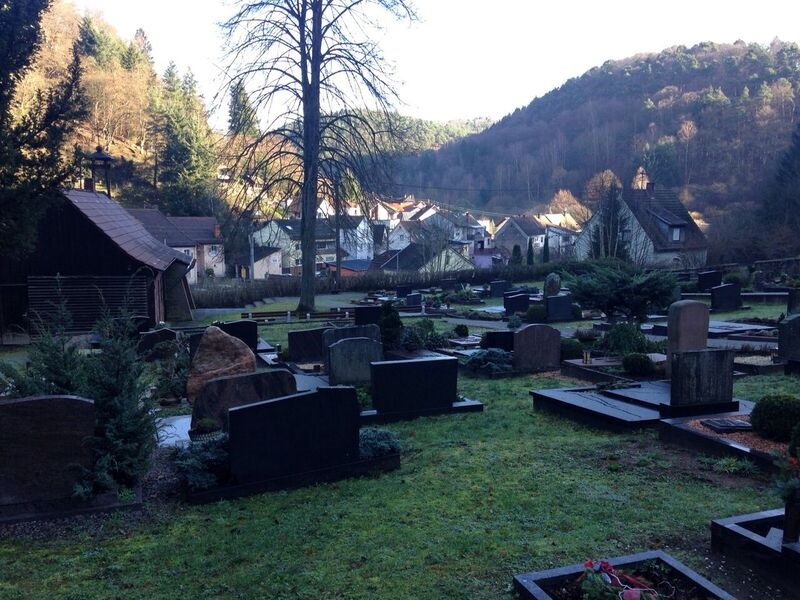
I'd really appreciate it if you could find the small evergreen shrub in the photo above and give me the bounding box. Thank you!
[560,338,584,360]
[194,417,221,434]
[751,394,800,441]
[571,303,583,319]
[174,435,230,492]
[464,349,514,376]
[453,324,469,338]
[359,428,401,459]
[599,323,648,355]
[379,302,404,350]
[507,315,522,329]
[724,271,750,288]
[400,327,424,351]
[526,304,547,323]
[424,332,449,351]
[622,352,655,376]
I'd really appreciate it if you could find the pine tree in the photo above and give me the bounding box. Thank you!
[0,1,84,259]
[510,244,523,265]
[542,232,550,263]
[228,80,260,137]
[764,120,800,233]
[526,237,534,265]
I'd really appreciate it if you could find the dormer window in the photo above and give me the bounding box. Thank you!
[671,227,684,242]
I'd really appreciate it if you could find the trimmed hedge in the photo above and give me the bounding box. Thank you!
[751,394,800,442]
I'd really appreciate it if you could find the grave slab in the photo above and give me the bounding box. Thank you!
[513,324,560,373]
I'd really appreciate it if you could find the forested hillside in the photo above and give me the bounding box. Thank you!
[393,40,800,218]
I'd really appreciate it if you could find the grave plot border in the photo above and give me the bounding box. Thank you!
[185,453,400,505]
[659,415,778,473]
[711,508,800,585]
[0,486,142,525]
[359,398,483,425]
[513,549,735,600]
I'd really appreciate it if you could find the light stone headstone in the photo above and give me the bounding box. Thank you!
[666,300,709,377]
[329,337,383,385]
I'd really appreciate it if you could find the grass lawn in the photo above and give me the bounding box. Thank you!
[0,373,783,599]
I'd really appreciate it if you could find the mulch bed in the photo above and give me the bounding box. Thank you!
[685,415,787,455]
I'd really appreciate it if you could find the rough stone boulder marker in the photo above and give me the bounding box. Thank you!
[186,326,256,402]
[190,370,297,432]
[0,396,95,507]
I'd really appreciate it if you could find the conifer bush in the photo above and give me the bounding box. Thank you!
[751,394,800,442]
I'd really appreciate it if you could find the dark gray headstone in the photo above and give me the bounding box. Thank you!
[697,270,723,292]
[779,314,800,362]
[0,396,94,506]
[322,324,381,349]
[354,305,383,326]
[138,328,179,358]
[670,349,734,406]
[218,319,259,350]
[788,289,800,315]
[229,387,360,484]
[405,293,422,307]
[504,293,530,314]
[190,370,297,433]
[288,327,332,362]
[710,283,742,312]
[546,293,573,322]
[371,357,458,416]
[483,330,515,351]
[329,338,383,385]
[513,324,561,373]
[490,280,510,297]
[396,284,413,298]
[440,278,457,291]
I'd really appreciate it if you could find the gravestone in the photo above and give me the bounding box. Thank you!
[544,272,562,297]
[229,387,360,484]
[546,293,573,322]
[513,324,561,373]
[710,283,742,312]
[504,293,530,315]
[440,278,457,291]
[354,305,383,326]
[697,270,723,292]
[490,280,510,297]
[186,331,205,360]
[779,314,800,362]
[329,338,383,385]
[186,327,256,402]
[666,300,709,376]
[218,319,259,350]
[482,330,515,351]
[288,327,332,362]
[371,356,458,416]
[138,328,179,359]
[322,324,381,349]
[395,284,413,298]
[405,292,422,307]
[190,370,297,433]
[0,396,94,506]
[670,349,734,407]
[788,289,800,315]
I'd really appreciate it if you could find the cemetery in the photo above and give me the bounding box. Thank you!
[1,269,800,598]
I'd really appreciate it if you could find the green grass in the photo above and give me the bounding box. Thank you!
[0,373,780,599]
[734,373,800,401]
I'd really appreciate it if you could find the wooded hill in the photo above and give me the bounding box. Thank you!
[392,40,800,217]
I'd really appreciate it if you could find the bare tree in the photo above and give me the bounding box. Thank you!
[223,0,415,310]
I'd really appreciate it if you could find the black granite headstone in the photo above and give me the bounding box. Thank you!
[490,280,510,297]
[788,289,800,315]
[440,278,457,291]
[395,284,413,298]
[670,349,734,406]
[710,283,742,312]
[504,293,530,314]
[482,330,515,351]
[354,304,383,326]
[218,320,259,350]
[228,387,360,484]
[697,270,723,292]
[779,314,800,362]
[405,293,422,307]
[138,328,179,358]
[371,356,458,416]
[288,327,331,362]
[546,293,574,322]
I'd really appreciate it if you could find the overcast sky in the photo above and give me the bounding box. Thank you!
[71,0,800,126]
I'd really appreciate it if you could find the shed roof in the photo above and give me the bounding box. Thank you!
[64,189,190,271]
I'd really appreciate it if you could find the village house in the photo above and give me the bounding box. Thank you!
[127,209,225,284]
[369,242,475,275]
[573,184,708,267]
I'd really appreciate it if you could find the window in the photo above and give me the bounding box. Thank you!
[209,244,219,257]
[183,249,192,257]
[620,229,631,242]
[671,227,682,242]
[294,258,302,266]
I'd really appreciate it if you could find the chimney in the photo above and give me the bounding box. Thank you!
[213,223,221,238]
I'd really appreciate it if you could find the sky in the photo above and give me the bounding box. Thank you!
[71,0,800,126]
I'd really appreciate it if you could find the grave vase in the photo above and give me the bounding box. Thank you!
[784,486,800,544]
